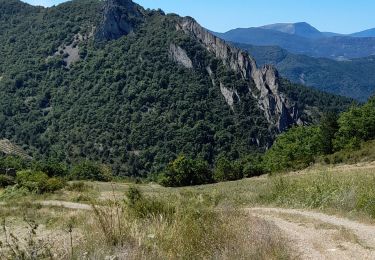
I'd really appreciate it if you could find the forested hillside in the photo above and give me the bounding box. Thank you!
[0,0,352,176]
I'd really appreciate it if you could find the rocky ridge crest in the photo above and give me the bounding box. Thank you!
[177,17,299,132]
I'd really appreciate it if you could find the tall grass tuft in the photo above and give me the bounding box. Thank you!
[258,171,375,218]
[79,186,291,259]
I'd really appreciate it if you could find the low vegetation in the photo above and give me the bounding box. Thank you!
[0,184,291,259]
[259,170,375,219]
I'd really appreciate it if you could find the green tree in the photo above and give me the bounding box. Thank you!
[241,154,266,177]
[334,97,375,150]
[16,170,65,193]
[71,161,112,181]
[319,112,339,154]
[263,126,323,173]
[214,156,243,182]
[33,159,68,177]
[159,155,213,187]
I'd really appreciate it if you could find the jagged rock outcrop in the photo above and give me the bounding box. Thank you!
[252,65,299,131]
[95,0,145,41]
[220,83,240,110]
[169,44,193,69]
[176,17,300,132]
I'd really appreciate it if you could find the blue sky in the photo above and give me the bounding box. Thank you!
[23,0,375,34]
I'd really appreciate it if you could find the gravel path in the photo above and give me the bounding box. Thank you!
[247,207,375,260]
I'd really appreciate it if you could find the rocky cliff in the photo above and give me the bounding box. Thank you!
[94,0,301,132]
[176,17,300,132]
[95,0,145,41]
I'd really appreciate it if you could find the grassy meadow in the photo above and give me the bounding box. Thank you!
[1,162,375,259]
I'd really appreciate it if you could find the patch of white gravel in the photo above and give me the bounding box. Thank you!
[247,207,375,260]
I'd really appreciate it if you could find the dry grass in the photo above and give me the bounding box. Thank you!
[1,163,374,259]
[73,189,291,259]
[0,186,291,259]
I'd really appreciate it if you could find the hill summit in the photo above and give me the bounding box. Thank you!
[260,22,324,39]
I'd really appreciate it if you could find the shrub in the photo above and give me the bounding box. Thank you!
[159,155,213,187]
[0,175,15,188]
[45,177,66,193]
[33,160,69,177]
[263,126,323,173]
[214,156,243,182]
[125,186,174,219]
[334,97,375,150]
[0,186,30,200]
[241,154,266,177]
[0,155,29,171]
[127,185,143,206]
[71,161,112,181]
[16,170,65,193]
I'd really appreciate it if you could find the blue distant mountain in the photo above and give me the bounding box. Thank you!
[260,22,324,39]
[350,28,375,37]
[214,23,375,60]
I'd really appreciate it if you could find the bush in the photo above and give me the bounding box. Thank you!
[45,177,66,193]
[241,154,266,177]
[0,186,30,200]
[71,161,112,181]
[33,160,68,177]
[0,174,15,188]
[16,170,65,193]
[0,155,29,171]
[334,97,375,150]
[159,155,213,187]
[125,186,174,219]
[214,157,243,182]
[263,126,323,173]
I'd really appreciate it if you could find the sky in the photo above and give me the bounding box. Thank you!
[23,0,375,34]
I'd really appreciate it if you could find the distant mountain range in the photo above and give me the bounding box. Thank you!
[214,23,375,60]
[259,22,375,39]
[234,43,375,101]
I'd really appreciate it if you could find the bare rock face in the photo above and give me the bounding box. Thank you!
[176,18,257,80]
[252,65,299,131]
[176,17,300,132]
[95,0,145,41]
[220,83,240,110]
[169,44,193,69]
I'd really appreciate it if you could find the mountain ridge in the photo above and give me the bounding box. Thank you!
[214,22,375,60]
[0,0,352,176]
[241,22,375,38]
[260,22,324,39]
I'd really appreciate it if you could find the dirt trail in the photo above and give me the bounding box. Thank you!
[37,200,92,210]
[247,207,375,260]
